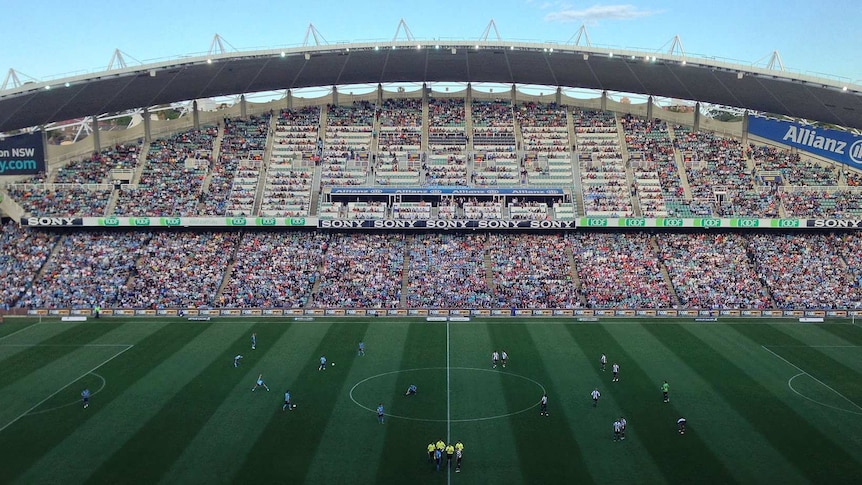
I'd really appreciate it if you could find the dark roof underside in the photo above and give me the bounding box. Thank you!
[1,44,860,132]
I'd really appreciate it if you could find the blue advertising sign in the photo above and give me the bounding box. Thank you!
[747,115,862,167]
[0,133,46,176]
[329,187,565,196]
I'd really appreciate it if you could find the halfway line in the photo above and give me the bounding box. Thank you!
[446,320,451,485]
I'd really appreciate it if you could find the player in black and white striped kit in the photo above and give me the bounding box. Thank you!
[540,393,549,416]
[619,416,627,440]
[613,419,622,441]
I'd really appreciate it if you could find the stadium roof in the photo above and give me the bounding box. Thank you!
[1,41,861,132]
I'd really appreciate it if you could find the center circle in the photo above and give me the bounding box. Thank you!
[349,367,546,422]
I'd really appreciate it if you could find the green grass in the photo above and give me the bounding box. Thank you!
[1,317,861,484]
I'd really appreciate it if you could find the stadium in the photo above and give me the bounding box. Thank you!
[1,15,862,484]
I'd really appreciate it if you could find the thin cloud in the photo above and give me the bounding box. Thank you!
[545,4,655,22]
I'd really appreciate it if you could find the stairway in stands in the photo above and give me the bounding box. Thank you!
[649,235,682,307]
[399,236,411,308]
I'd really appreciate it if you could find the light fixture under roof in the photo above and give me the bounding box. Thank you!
[207,59,212,64]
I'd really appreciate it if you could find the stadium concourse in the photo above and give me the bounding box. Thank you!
[2,96,862,313]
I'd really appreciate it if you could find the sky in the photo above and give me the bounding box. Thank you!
[0,0,860,87]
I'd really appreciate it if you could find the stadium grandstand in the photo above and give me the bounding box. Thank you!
[1,32,862,317]
[5,14,862,485]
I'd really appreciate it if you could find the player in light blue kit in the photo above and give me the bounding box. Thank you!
[234,355,243,367]
[251,332,257,351]
[252,374,270,392]
[358,341,365,356]
[405,384,417,396]
[81,388,91,409]
[377,403,385,424]
[282,390,293,411]
[319,355,327,371]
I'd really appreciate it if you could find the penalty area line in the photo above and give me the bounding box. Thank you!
[0,322,45,341]
[761,345,862,413]
[0,344,134,434]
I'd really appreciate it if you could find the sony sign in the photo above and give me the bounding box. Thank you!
[318,219,578,229]
[807,219,862,228]
[23,217,82,226]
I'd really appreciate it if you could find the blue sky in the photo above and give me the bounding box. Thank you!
[1,0,859,85]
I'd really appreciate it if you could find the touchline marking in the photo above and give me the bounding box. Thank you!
[762,345,862,414]
[0,344,135,347]
[762,344,862,348]
[787,373,862,416]
[0,344,133,434]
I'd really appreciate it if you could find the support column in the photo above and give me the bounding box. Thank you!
[142,107,152,142]
[422,83,428,105]
[240,95,247,118]
[192,101,200,130]
[601,90,608,111]
[647,95,654,120]
[287,90,293,110]
[556,87,562,105]
[742,109,749,146]
[377,84,383,106]
[91,116,101,152]
[332,86,338,106]
[511,84,516,104]
[693,102,701,131]
[467,83,473,105]
[40,127,48,175]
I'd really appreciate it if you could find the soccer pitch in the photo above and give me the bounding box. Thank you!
[0,317,861,484]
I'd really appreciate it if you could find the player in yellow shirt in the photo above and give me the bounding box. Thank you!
[455,441,464,452]
[427,442,436,462]
[445,444,455,468]
[436,439,446,455]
